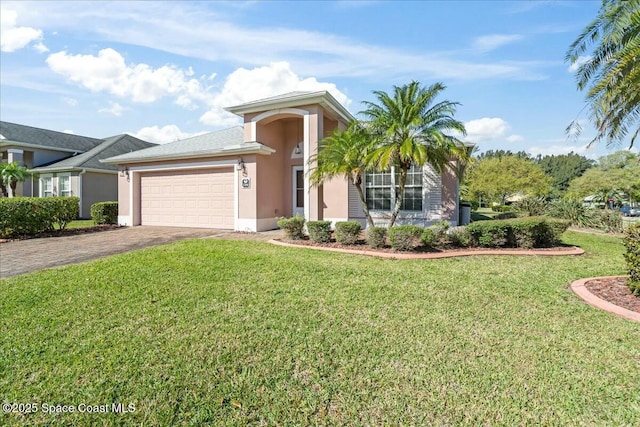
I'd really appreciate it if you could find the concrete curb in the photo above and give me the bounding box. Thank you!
[268,239,585,260]
[570,276,640,323]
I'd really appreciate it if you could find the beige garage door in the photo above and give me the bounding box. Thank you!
[140,168,234,228]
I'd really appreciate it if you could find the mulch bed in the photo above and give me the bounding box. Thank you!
[0,225,121,243]
[584,277,640,314]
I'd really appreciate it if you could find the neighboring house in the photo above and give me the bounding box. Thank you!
[103,91,469,231]
[0,121,155,217]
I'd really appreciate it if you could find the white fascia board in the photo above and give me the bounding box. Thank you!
[101,145,275,165]
[0,140,86,154]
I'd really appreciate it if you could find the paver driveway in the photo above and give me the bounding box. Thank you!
[0,226,227,279]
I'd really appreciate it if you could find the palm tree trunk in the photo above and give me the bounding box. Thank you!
[352,178,375,228]
[388,167,408,228]
[0,184,7,198]
[9,180,17,198]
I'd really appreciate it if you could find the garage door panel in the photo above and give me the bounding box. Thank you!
[140,168,234,229]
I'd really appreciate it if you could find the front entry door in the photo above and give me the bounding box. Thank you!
[292,166,304,216]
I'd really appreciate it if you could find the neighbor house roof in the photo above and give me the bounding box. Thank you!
[225,91,355,123]
[0,121,104,153]
[32,134,156,172]
[102,126,275,164]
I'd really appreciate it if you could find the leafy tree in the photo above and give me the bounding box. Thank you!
[567,151,640,202]
[566,0,640,148]
[465,155,552,205]
[361,81,468,227]
[0,162,31,198]
[309,122,376,227]
[476,150,531,161]
[535,152,595,194]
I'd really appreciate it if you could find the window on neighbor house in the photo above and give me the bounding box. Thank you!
[42,176,53,197]
[365,165,423,211]
[59,175,71,197]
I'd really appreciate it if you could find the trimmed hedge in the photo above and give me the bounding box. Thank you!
[0,197,79,237]
[466,216,569,248]
[90,201,118,225]
[623,223,640,296]
[277,215,305,240]
[421,228,435,247]
[307,220,332,243]
[367,226,387,248]
[491,205,513,212]
[389,225,423,251]
[448,226,472,247]
[335,221,361,245]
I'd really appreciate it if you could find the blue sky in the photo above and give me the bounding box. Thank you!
[0,0,628,158]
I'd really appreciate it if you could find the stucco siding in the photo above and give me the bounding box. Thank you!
[81,172,117,219]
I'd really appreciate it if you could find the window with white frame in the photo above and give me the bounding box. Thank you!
[59,175,71,196]
[365,165,423,211]
[41,176,53,197]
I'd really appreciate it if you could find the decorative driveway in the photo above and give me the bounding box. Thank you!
[0,226,228,279]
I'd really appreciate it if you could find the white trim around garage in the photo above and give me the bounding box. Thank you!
[122,159,239,230]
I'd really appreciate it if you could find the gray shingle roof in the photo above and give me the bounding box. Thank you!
[33,134,156,172]
[103,126,270,163]
[0,121,104,152]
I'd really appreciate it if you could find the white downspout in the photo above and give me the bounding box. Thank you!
[78,169,87,218]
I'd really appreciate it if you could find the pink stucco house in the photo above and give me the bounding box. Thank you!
[103,91,466,231]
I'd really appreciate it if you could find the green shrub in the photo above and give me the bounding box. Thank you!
[587,209,622,233]
[0,197,79,237]
[623,223,640,296]
[90,201,118,225]
[51,197,80,229]
[467,216,569,248]
[367,226,387,248]
[547,198,587,226]
[491,205,513,212]
[389,225,423,251]
[513,196,548,217]
[277,214,306,240]
[306,220,332,243]
[494,212,518,220]
[448,226,472,247]
[420,228,436,247]
[335,221,361,245]
[467,220,510,247]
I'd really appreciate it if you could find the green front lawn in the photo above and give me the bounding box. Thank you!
[55,219,95,230]
[1,232,638,425]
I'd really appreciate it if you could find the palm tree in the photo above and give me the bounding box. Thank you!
[361,81,468,227]
[0,163,9,198]
[566,0,640,148]
[0,161,31,198]
[309,121,376,228]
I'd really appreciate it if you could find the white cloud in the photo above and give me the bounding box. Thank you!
[46,48,210,107]
[0,9,47,52]
[10,2,551,81]
[62,97,78,107]
[506,134,524,143]
[199,62,351,127]
[464,117,510,142]
[98,101,126,116]
[62,129,74,134]
[472,34,523,52]
[132,125,206,144]
[567,55,592,72]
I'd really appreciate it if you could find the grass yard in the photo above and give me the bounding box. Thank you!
[55,219,95,230]
[1,231,639,426]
